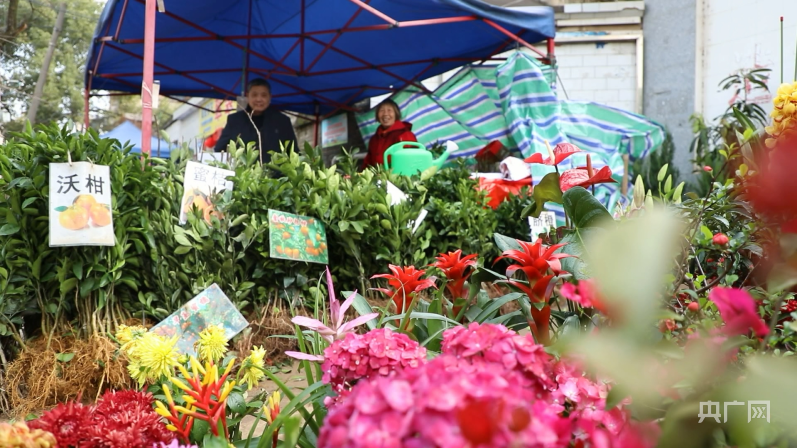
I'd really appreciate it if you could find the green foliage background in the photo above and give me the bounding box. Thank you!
[0,125,527,347]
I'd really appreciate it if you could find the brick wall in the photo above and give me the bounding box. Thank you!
[555,41,638,113]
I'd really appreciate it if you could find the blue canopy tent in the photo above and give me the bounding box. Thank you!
[83,0,555,154]
[101,120,174,158]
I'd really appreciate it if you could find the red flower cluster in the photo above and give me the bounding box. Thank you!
[28,390,173,448]
[745,135,797,227]
[431,250,478,319]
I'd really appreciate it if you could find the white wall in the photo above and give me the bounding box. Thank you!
[165,105,203,149]
[701,0,797,121]
[556,41,638,113]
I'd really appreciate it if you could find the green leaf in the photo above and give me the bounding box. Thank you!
[382,312,461,326]
[494,233,522,252]
[174,233,192,247]
[562,187,613,229]
[527,172,562,218]
[174,246,191,255]
[0,224,20,236]
[556,230,597,281]
[426,297,443,352]
[56,352,75,362]
[475,293,523,322]
[54,206,68,212]
[604,386,627,411]
[72,260,84,280]
[281,415,303,448]
[60,278,78,295]
[202,434,229,448]
[21,197,37,209]
[227,391,247,414]
[700,225,712,240]
[191,418,210,443]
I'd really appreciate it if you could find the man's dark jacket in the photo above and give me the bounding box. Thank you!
[213,107,298,163]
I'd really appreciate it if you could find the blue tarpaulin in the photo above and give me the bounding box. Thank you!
[85,0,555,115]
[101,120,173,158]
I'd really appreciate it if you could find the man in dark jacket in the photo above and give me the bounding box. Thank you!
[214,78,298,165]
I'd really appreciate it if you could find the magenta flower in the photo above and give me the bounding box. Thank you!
[560,279,609,315]
[286,267,379,362]
[524,142,583,166]
[321,328,426,404]
[708,287,769,337]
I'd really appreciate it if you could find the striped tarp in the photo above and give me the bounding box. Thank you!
[355,51,665,221]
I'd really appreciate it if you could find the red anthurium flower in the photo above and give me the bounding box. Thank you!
[708,287,769,337]
[559,165,618,192]
[431,250,478,319]
[524,142,582,166]
[371,265,437,314]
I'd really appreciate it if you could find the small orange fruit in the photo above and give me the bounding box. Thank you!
[319,243,327,251]
[276,246,284,254]
[73,194,97,213]
[59,206,89,230]
[306,239,313,247]
[282,231,291,240]
[300,226,309,236]
[89,203,112,227]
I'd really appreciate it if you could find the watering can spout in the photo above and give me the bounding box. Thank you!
[433,141,458,170]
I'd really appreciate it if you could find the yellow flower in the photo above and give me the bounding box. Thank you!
[240,346,266,390]
[194,324,228,364]
[264,390,281,424]
[116,324,148,357]
[767,81,797,145]
[127,360,149,386]
[137,332,179,381]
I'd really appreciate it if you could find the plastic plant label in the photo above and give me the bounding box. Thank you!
[529,211,557,240]
[49,162,115,247]
[180,161,234,225]
[150,283,248,356]
[268,209,329,264]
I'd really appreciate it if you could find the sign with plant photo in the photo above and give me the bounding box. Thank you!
[529,211,557,240]
[268,209,329,264]
[49,162,114,246]
[149,283,248,356]
[180,161,234,225]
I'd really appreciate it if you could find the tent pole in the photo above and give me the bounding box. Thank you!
[244,0,252,95]
[313,104,320,147]
[83,88,90,129]
[141,0,156,157]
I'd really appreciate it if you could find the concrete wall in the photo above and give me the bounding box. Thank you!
[701,0,797,121]
[643,0,697,178]
[556,41,638,113]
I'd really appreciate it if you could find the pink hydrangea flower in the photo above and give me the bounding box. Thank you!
[319,354,572,448]
[321,328,427,399]
[441,322,556,395]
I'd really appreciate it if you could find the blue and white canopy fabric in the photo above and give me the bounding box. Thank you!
[356,51,666,220]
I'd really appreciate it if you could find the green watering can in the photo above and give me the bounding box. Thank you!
[383,141,458,176]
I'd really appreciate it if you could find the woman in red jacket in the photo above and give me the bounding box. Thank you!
[362,99,417,169]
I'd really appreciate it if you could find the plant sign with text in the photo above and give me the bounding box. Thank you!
[180,161,234,225]
[49,161,114,246]
[269,209,329,264]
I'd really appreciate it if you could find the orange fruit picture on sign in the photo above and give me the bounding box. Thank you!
[59,206,90,230]
[89,203,112,227]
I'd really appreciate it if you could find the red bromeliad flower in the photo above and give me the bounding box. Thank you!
[495,239,572,344]
[431,250,478,319]
[371,265,437,314]
[708,287,769,338]
[524,142,582,166]
[559,165,618,192]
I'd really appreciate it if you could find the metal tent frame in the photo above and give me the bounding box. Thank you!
[85,0,555,155]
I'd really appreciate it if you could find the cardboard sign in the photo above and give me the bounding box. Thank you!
[268,209,329,264]
[180,161,234,224]
[528,211,557,240]
[49,162,114,247]
[150,283,248,356]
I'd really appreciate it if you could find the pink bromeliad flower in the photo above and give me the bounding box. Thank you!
[286,267,379,362]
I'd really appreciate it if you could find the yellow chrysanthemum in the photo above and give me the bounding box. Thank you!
[239,346,266,390]
[127,360,149,386]
[194,324,228,364]
[137,332,179,381]
[116,324,148,357]
[767,81,797,146]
